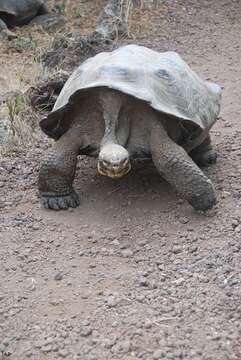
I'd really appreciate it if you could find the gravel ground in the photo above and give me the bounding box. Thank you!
[0,1,241,359]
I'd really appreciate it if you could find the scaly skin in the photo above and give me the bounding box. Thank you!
[151,124,216,211]
[38,128,82,210]
[38,89,217,211]
[190,135,217,167]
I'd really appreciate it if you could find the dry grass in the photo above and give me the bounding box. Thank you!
[120,0,133,23]
[0,54,49,155]
[0,94,39,156]
[0,0,140,157]
[0,33,52,156]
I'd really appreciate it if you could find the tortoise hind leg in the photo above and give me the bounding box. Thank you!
[150,124,216,211]
[0,18,17,40]
[38,128,82,210]
[190,135,217,167]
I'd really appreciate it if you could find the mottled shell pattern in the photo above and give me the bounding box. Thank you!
[42,45,222,139]
[0,0,44,17]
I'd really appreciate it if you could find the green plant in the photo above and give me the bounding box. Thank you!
[2,95,36,154]
[72,7,82,18]
[57,0,69,15]
[9,34,38,52]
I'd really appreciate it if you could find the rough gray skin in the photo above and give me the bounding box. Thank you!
[0,0,48,39]
[38,88,217,211]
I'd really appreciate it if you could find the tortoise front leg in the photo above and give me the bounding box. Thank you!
[150,124,216,211]
[38,129,82,210]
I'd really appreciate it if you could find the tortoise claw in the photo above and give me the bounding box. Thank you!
[201,150,217,166]
[41,191,80,210]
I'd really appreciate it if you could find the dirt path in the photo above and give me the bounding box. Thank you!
[0,1,241,359]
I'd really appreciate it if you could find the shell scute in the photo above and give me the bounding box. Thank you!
[41,45,222,141]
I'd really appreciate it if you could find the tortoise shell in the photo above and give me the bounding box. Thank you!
[40,45,221,141]
[0,0,44,25]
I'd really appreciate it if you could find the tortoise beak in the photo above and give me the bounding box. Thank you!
[97,160,131,178]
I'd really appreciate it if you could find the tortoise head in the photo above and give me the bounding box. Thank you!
[98,144,131,179]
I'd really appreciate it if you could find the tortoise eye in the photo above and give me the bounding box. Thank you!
[120,159,128,165]
[102,160,109,167]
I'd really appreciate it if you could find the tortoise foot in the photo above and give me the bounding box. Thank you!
[0,29,17,40]
[189,187,217,211]
[194,150,217,167]
[41,191,80,210]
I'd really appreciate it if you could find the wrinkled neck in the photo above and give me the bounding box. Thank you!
[100,104,119,149]
[100,106,131,150]
[99,88,130,150]
[100,131,118,150]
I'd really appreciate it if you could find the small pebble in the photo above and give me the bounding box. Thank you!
[58,349,69,358]
[84,353,97,360]
[111,239,120,246]
[54,272,64,281]
[80,326,92,337]
[153,349,164,359]
[50,299,60,306]
[107,295,119,307]
[139,277,149,287]
[121,249,133,257]
[118,339,131,353]
[179,217,189,224]
[172,245,182,254]
[41,345,52,353]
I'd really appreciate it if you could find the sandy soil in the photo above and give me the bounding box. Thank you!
[0,0,241,359]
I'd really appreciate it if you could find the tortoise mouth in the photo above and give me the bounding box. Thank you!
[97,161,131,179]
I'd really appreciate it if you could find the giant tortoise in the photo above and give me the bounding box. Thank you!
[38,45,222,211]
[0,0,48,39]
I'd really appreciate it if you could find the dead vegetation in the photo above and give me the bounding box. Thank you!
[0,0,136,154]
[27,0,137,120]
[43,0,135,69]
[0,93,38,156]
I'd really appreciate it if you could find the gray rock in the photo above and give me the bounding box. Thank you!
[107,294,120,307]
[58,349,69,358]
[79,326,92,337]
[54,272,64,281]
[121,248,133,257]
[41,344,52,353]
[118,339,131,353]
